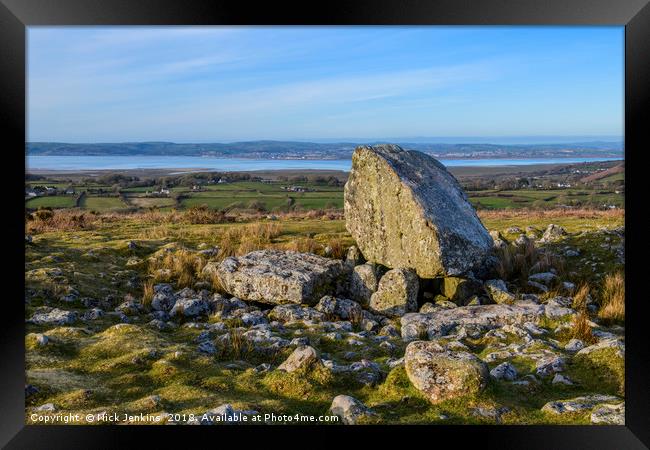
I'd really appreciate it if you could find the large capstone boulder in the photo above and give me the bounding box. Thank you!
[344,144,492,278]
[405,341,489,404]
[215,250,345,305]
[369,268,419,318]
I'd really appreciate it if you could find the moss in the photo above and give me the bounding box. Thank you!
[569,348,624,396]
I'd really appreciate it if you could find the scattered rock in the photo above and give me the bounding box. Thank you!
[541,394,619,415]
[329,395,375,424]
[401,302,545,341]
[528,272,558,285]
[170,298,210,318]
[404,341,489,404]
[564,339,585,352]
[591,402,625,425]
[540,224,567,242]
[29,308,77,325]
[490,362,518,381]
[369,268,419,318]
[484,279,515,304]
[277,345,321,373]
[343,144,493,278]
[267,304,325,323]
[315,296,363,321]
[348,263,382,306]
[216,250,346,305]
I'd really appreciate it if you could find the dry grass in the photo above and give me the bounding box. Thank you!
[571,310,597,345]
[148,249,207,288]
[183,206,232,224]
[282,237,321,254]
[325,238,346,259]
[598,271,625,323]
[571,284,591,310]
[478,208,624,222]
[210,274,228,295]
[142,280,154,307]
[26,209,100,234]
[495,240,564,285]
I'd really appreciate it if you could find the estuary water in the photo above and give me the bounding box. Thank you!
[26,155,622,172]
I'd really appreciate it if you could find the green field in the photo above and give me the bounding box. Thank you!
[26,176,624,213]
[80,196,127,211]
[26,196,76,209]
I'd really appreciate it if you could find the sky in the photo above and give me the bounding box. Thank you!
[27,26,624,143]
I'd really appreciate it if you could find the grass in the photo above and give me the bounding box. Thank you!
[80,196,127,211]
[26,196,77,209]
[24,206,625,425]
[598,272,625,323]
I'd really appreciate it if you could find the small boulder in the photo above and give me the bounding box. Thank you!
[277,345,321,373]
[440,277,483,305]
[484,279,515,304]
[369,268,419,318]
[404,341,489,404]
[490,362,518,381]
[315,296,363,321]
[329,395,375,424]
[348,263,382,306]
[540,224,567,242]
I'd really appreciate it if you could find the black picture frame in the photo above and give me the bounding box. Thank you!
[3,0,649,447]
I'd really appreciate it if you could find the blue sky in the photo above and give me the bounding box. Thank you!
[27,26,624,143]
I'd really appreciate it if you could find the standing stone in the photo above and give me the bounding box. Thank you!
[369,268,419,318]
[216,250,345,305]
[404,341,489,404]
[344,144,492,278]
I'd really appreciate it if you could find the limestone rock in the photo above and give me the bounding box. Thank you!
[277,345,321,373]
[405,341,489,404]
[490,361,518,381]
[369,268,419,318]
[540,224,567,242]
[348,263,382,306]
[216,250,345,305]
[401,302,545,341]
[329,395,374,424]
[591,402,625,425]
[484,279,515,304]
[542,395,619,415]
[440,277,483,306]
[315,296,363,321]
[344,144,492,278]
[28,307,77,326]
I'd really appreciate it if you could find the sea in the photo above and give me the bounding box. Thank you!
[26,155,623,172]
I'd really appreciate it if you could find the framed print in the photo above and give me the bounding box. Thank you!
[2,0,649,447]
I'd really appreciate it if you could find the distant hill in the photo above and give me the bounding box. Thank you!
[26,140,624,160]
[580,163,625,183]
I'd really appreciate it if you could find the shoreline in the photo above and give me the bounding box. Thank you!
[26,159,623,178]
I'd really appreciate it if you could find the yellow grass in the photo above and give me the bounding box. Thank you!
[598,272,625,322]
